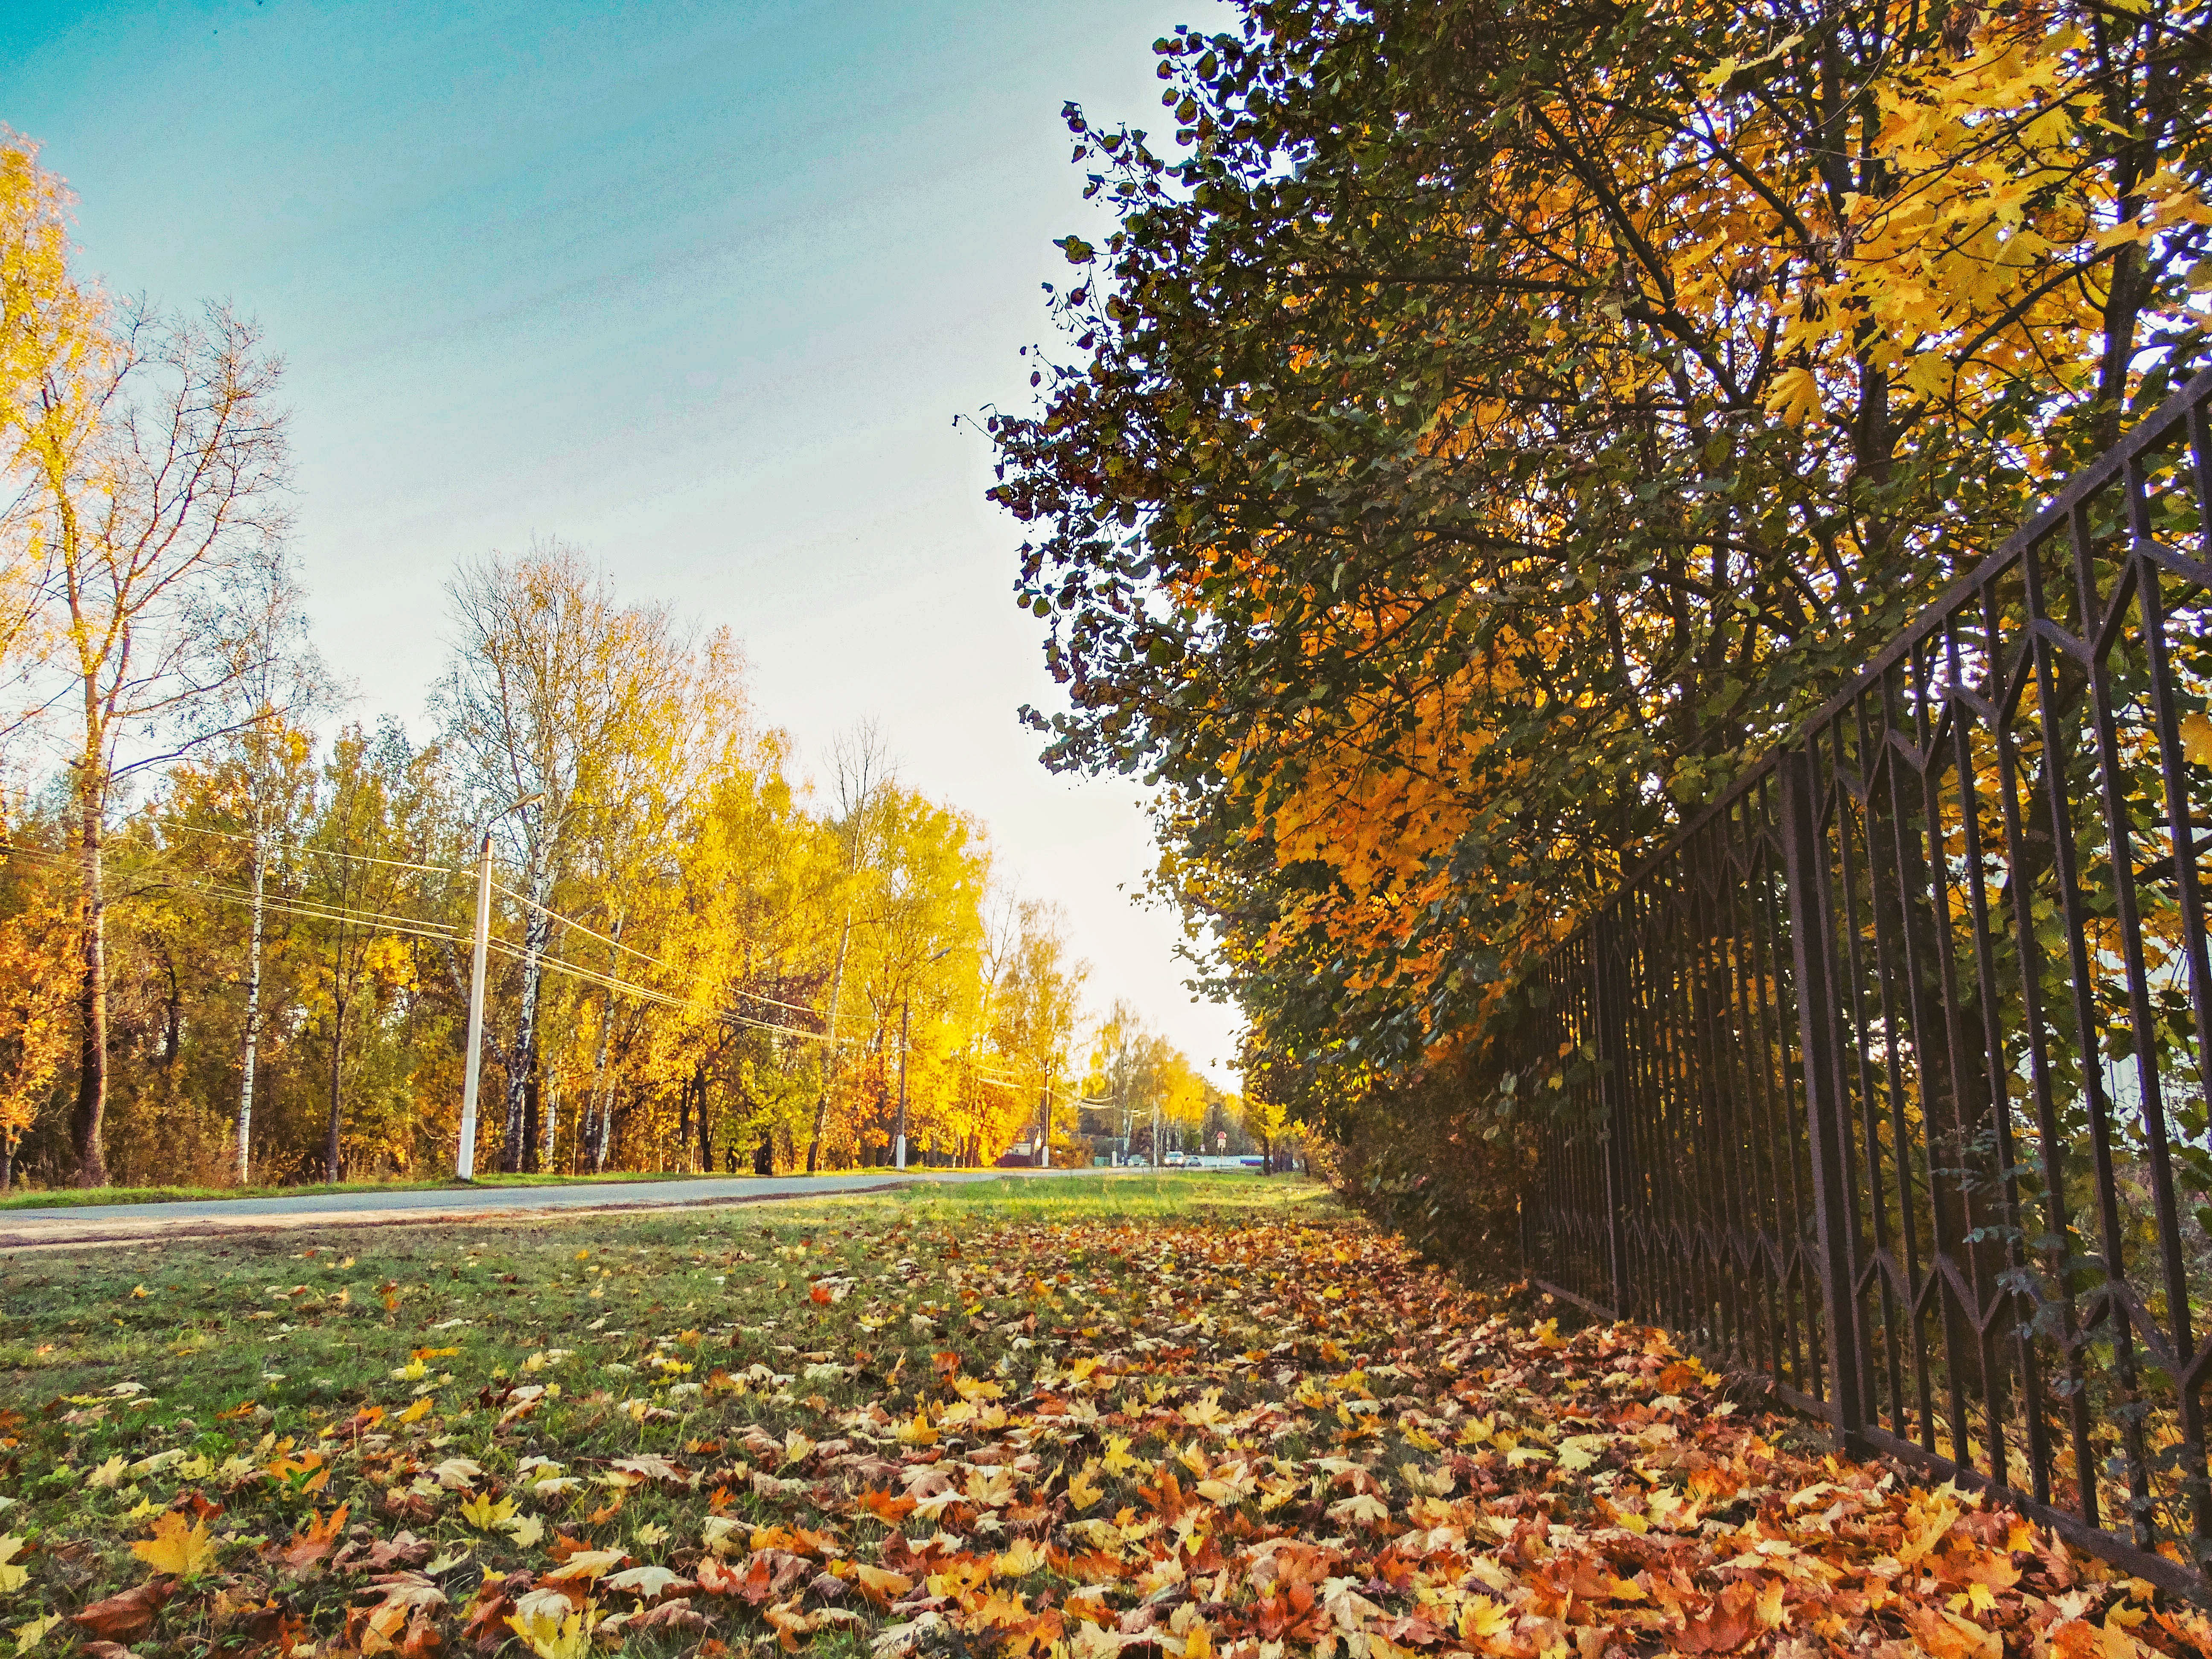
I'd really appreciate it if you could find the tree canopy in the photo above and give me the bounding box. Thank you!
[990,0,2212,1119]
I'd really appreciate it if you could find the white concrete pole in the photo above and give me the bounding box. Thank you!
[457,830,494,1181]
[894,1000,909,1170]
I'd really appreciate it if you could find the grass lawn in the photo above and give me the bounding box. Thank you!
[0,1171,2196,1658]
[0,1170,815,1214]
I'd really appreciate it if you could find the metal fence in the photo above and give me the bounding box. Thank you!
[1518,367,2212,1597]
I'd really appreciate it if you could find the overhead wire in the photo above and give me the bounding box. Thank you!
[155,818,465,879]
[490,877,832,1027]
[4,834,1074,1083]
[485,939,842,1046]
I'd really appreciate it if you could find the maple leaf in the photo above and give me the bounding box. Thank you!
[70,1582,173,1643]
[365,1532,433,1571]
[271,1504,350,1572]
[544,1549,629,1583]
[1325,1492,1391,1530]
[1679,1582,1758,1653]
[131,1511,219,1578]
[505,1599,599,1659]
[1754,1579,1787,1630]
[458,1492,517,1532]
[600,1564,691,1598]
[350,1575,448,1658]
[602,1598,710,1637]
[431,1457,484,1490]
[1069,1623,1145,1659]
[0,1537,25,1595]
[693,1552,749,1598]
[610,1454,690,1487]
[1458,1596,1515,1653]
[894,1406,939,1447]
[1066,1462,1104,1511]
[2182,712,2212,768]
[853,1563,913,1607]
[763,1597,862,1651]
[9,1612,61,1655]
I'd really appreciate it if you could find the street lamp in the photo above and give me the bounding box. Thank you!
[457,792,541,1181]
[894,946,953,1171]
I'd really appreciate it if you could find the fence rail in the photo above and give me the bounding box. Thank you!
[1518,367,2212,1598]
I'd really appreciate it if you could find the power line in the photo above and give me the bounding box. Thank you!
[490,877,831,1027]
[3,836,1070,1085]
[486,940,842,1047]
[156,818,464,879]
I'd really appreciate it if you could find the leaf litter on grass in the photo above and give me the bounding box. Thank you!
[5,1203,2208,1658]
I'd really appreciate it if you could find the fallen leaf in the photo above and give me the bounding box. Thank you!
[131,1511,219,1578]
[71,1582,174,1643]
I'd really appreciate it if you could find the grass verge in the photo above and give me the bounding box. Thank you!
[0,1171,2197,1659]
[0,1170,838,1214]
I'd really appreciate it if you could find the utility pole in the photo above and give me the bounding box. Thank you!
[894,948,949,1172]
[457,793,538,1181]
[895,1002,910,1170]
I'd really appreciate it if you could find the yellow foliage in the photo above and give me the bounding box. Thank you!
[129,1511,218,1578]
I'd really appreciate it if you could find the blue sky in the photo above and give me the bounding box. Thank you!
[5,0,1243,1081]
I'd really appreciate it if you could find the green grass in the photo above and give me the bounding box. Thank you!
[0,1171,1318,1414]
[0,1166,949,1212]
[896,1170,1315,1225]
[0,1170,1334,1652]
[0,1171,2110,1659]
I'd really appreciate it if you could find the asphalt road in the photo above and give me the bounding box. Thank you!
[0,1167,1108,1251]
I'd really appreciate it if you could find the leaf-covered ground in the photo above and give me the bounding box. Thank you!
[1,1174,2205,1659]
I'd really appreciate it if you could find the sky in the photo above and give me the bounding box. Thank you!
[3,0,1245,1084]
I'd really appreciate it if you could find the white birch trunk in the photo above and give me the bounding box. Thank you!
[236,828,267,1184]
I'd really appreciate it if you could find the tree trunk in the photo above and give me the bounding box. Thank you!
[696,1062,712,1172]
[163,956,182,1070]
[237,831,268,1184]
[325,992,346,1183]
[807,910,853,1174]
[585,916,622,1173]
[505,866,554,1173]
[73,770,108,1188]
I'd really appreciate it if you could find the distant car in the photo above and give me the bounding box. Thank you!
[1163,1152,1187,1167]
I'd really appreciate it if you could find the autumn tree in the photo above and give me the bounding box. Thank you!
[805,724,897,1173]
[302,720,447,1180]
[992,0,2212,1122]
[202,558,330,1181]
[433,543,701,1173]
[8,246,292,1185]
[0,821,68,1190]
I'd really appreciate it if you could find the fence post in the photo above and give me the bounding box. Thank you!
[1778,749,1866,1450]
[1591,914,1635,1321]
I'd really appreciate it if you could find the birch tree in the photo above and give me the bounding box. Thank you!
[11,297,291,1186]
[432,542,696,1173]
[805,722,894,1173]
[211,558,328,1182]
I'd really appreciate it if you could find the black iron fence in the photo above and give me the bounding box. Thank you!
[1518,368,2212,1598]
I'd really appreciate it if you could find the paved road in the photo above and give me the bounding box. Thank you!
[0,1167,1110,1251]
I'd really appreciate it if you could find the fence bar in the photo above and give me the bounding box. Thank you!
[1779,749,1866,1452]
